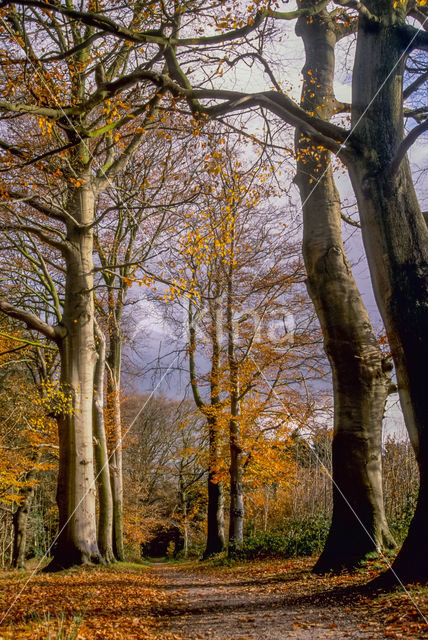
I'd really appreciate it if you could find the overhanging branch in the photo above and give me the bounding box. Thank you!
[403,70,428,100]
[200,91,350,157]
[390,118,428,177]
[0,300,63,342]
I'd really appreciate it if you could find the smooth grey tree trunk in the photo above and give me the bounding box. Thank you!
[93,322,114,563]
[50,175,101,569]
[348,4,428,583]
[12,458,40,569]
[295,5,395,572]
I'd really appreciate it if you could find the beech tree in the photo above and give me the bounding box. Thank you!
[294,4,396,571]
[162,142,323,554]
[93,130,199,560]
[0,2,184,568]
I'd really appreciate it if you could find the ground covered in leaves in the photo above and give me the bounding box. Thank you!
[0,558,426,639]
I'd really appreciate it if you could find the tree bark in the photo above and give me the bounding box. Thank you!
[228,407,244,555]
[49,175,101,569]
[105,288,126,563]
[348,5,428,583]
[295,5,395,573]
[12,457,40,569]
[204,415,226,557]
[188,295,225,557]
[226,235,244,555]
[106,327,125,561]
[178,472,189,559]
[204,295,226,557]
[93,322,114,563]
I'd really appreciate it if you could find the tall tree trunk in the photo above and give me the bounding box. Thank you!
[204,295,225,557]
[227,381,244,555]
[50,177,101,569]
[188,295,225,557]
[12,457,40,569]
[107,368,125,562]
[348,5,428,583]
[178,471,189,559]
[107,373,125,562]
[295,5,395,573]
[226,236,244,555]
[105,297,125,562]
[93,322,114,563]
[204,416,225,557]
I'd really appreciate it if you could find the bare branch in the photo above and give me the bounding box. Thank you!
[341,212,361,228]
[390,118,428,177]
[0,0,331,49]
[1,191,67,222]
[398,23,428,52]
[0,142,77,173]
[403,70,428,100]
[201,91,350,157]
[188,300,205,411]
[0,99,74,119]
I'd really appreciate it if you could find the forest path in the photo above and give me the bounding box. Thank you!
[153,558,393,640]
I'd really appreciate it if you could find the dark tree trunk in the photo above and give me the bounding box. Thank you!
[226,239,244,555]
[348,4,428,584]
[295,5,395,573]
[204,417,225,557]
[189,294,225,558]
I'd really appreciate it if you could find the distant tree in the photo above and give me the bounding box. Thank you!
[121,394,206,557]
[161,141,324,554]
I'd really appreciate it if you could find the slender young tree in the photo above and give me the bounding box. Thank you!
[93,321,114,564]
[188,292,226,557]
[164,143,322,555]
[94,133,199,559]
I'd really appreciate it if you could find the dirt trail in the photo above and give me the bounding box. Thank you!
[153,561,392,640]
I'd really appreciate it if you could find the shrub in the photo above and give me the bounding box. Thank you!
[241,515,330,559]
[388,489,418,544]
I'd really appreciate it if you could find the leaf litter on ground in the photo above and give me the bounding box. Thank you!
[0,558,426,639]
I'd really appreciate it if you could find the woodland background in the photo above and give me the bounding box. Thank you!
[0,0,426,593]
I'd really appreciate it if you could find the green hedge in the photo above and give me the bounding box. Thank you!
[241,515,330,559]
